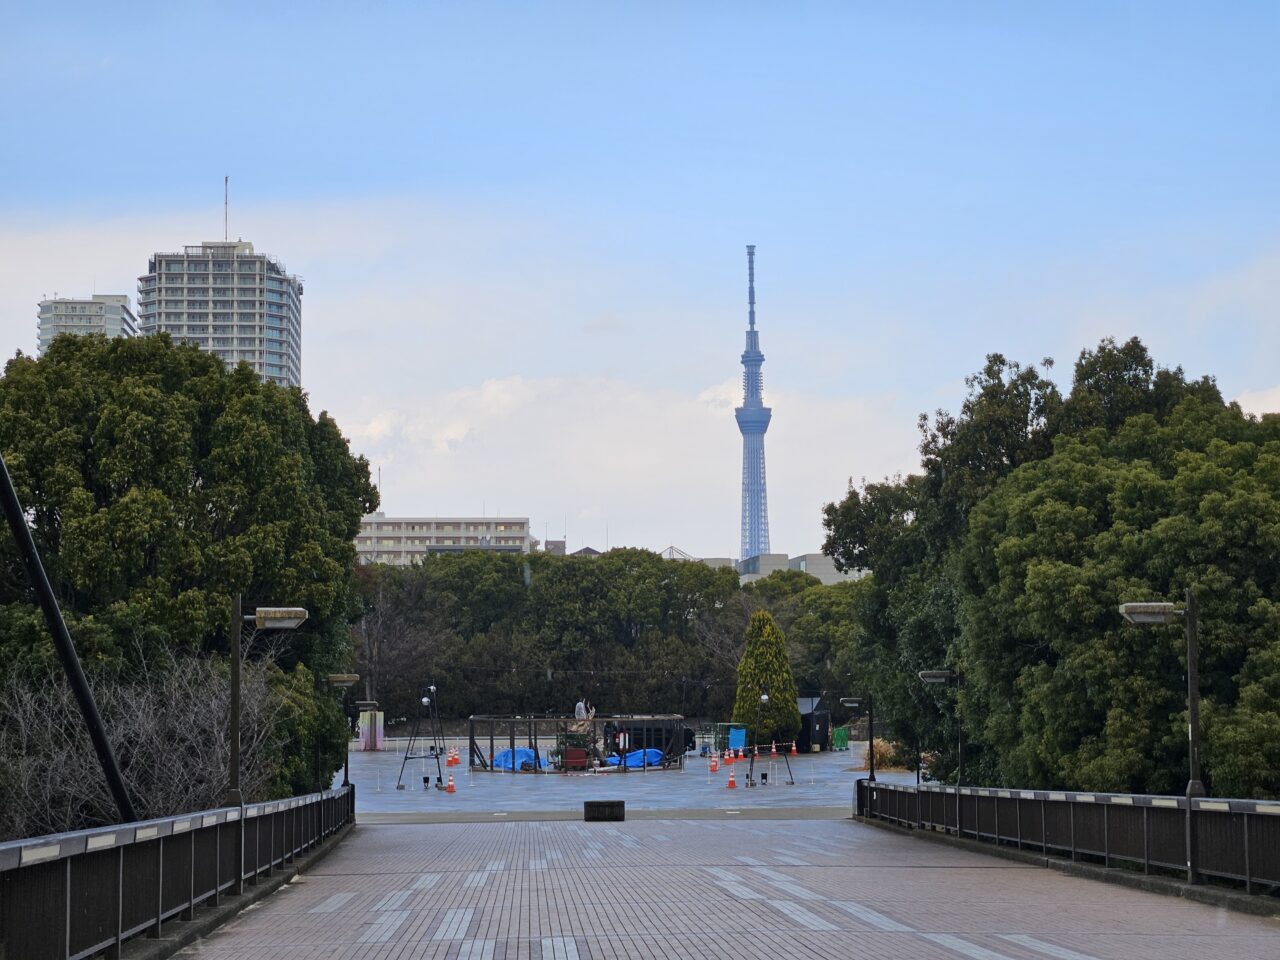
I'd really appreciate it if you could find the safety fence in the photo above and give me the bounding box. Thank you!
[0,785,354,960]
[856,779,1280,894]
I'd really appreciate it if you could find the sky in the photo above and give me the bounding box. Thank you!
[2,3,1279,558]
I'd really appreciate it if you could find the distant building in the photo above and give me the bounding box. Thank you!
[356,513,531,565]
[544,539,566,556]
[570,546,602,558]
[787,553,865,586]
[37,294,138,356]
[697,551,864,587]
[137,240,303,387]
[736,553,789,582]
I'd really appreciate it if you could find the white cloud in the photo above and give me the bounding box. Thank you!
[1236,385,1280,417]
[344,374,917,558]
[0,200,920,559]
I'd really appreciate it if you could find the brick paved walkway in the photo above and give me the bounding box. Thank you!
[178,816,1279,960]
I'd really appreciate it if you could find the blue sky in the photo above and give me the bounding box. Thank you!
[2,3,1279,556]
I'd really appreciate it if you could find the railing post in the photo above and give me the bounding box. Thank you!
[1069,800,1077,861]
[1243,813,1252,895]
[150,837,163,938]
[212,819,221,907]
[182,830,195,920]
[1142,805,1150,875]
[109,844,124,959]
[233,810,245,896]
[64,856,72,960]
[1103,803,1110,869]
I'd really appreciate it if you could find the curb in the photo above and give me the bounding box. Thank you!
[852,814,1280,919]
[120,821,353,960]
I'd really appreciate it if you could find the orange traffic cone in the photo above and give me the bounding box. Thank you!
[446,773,456,793]
[710,754,719,773]
[738,748,745,761]
[771,741,778,758]
[726,767,737,789]
[725,749,734,765]
[790,742,798,757]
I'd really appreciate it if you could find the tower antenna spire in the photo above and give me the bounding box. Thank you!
[735,244,771,561]
[224,176,229,242]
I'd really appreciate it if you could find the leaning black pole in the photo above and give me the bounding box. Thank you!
[0,452,137,823]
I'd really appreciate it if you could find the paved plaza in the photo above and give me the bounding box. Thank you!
[342,742,917,820]
[178,814,1280,960]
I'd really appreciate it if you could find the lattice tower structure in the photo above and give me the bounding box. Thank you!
[735,244,772,560]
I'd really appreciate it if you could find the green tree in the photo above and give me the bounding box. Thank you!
[732,610,801,744]
[959,400,1280,796]
[821,337,1236,788]
[0,333,377,792]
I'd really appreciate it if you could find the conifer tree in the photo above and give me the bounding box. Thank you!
[732,610,801,745]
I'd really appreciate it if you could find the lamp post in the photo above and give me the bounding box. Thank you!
[225,598,308,806]
[919,669,961,836]
[839,696,875,782]
[327,674,360,788]
[1119,589,1203,883]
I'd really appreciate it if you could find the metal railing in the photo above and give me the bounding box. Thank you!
[856,779,1280,894]
[0,785,354,960]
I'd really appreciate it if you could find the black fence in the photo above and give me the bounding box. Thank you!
[856,779,1280,894]
[0,785,354,960]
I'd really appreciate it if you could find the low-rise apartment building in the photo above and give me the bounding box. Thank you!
[356,513,532,565]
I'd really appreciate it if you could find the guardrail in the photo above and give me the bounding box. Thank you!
[856,779,1279,894]
[0,785,354,960]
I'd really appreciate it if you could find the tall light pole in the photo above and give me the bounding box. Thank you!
[1119,590,1203,883]
[328,673,360,788]
[839,696,875,781]
[225,599,308,806]
[919,669,961,836]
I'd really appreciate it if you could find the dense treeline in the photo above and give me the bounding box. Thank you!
[353,551,865,728]
[824,337,1280,799]
[0,333,377,836]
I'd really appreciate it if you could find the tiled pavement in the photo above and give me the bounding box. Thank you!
[177,815,1280,959]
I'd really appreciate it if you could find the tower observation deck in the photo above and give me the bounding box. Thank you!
[735,245,771,560]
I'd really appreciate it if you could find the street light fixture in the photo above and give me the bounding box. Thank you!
[225,595,309,806]
[840,697,875,783]
[918,668,963,837]
[1119,589,1203,883]
[327,673,360,788]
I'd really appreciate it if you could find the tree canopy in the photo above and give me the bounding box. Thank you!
[823,336,1280,797]
[0,333,377,674]
[0,333,377,808]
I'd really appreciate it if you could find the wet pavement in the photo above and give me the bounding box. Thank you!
[338,741,919,820]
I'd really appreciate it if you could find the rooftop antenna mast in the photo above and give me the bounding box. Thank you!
[747,244,756,330]
[224,176,229,242]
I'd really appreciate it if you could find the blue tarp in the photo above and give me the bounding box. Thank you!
[727,726,747,751]
[493,747,542,771]
[606,748,666,769]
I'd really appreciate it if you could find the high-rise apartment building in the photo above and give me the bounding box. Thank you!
[137,241,302,387]
[36,294,138,356]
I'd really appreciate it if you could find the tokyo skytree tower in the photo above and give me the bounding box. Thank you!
[735,245,771,560]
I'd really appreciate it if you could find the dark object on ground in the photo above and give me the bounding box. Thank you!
[797,698,830,752]
[585,800,625,821]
